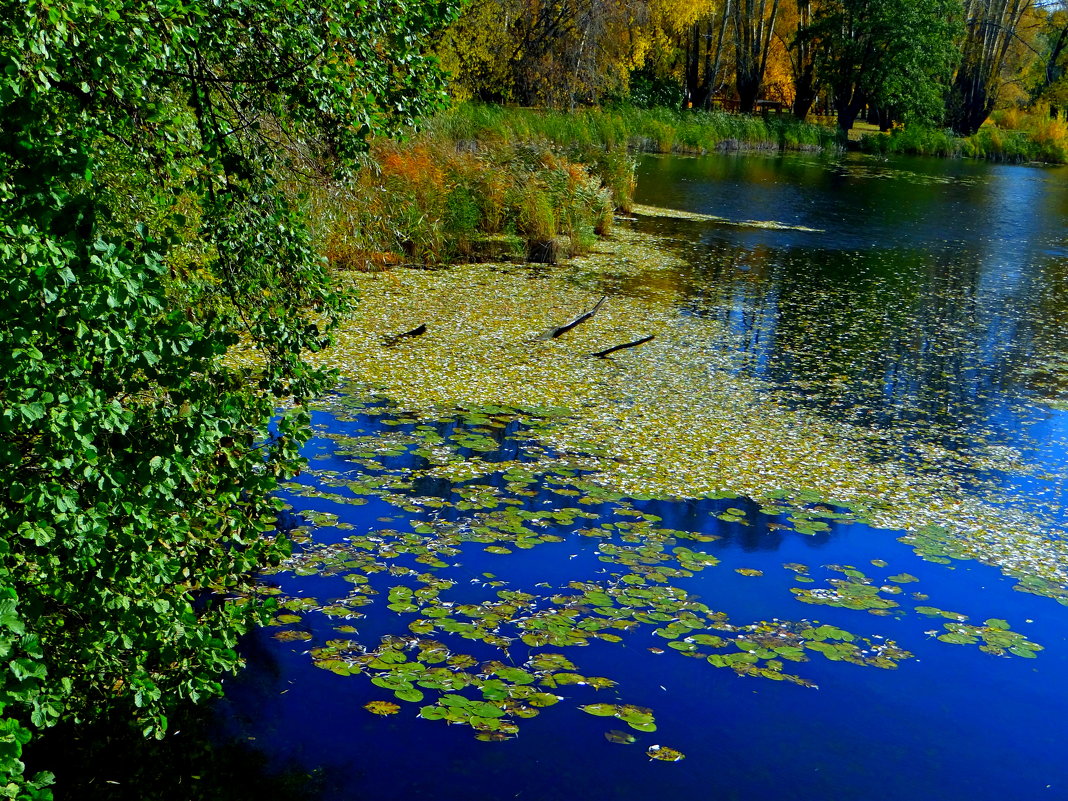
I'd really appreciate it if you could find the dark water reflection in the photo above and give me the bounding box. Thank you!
[632,153,1068,530]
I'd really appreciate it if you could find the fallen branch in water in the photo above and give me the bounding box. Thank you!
[383,323,427,346]
[540,295,608,340]
[590,334,654,358]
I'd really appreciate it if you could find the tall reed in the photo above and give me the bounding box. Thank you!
[304,135,618,271]
[860,114,1068,164]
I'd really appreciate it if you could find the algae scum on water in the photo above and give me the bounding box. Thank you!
[254,195,1067,757]
[312,209,1068,593]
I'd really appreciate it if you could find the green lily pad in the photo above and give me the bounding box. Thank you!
[887,573,919,583]
[394,687,425,703]
[578,703,618,717]
[272,630,312,642]
[527,693,562,707]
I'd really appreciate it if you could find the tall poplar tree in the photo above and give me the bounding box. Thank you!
[948,0,1034,134]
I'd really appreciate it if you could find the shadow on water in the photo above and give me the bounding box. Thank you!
[26,700,324,801]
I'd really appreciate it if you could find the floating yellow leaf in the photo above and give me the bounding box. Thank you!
[364,701,401,716]
[647,744,685,762]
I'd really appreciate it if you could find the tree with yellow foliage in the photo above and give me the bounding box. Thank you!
[438,0,653,107]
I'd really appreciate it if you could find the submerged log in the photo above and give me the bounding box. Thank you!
[590,334,654,359]
[540,296,608,340]
[382,323,427,346]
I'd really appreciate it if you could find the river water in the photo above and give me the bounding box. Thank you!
[137,153,1068,800]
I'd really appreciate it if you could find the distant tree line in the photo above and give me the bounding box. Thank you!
[437,0,1068,133]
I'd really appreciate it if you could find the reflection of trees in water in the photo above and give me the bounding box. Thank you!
[635,497,834,553]
[1026,256,1068,399]
[677,236,1062,469]
[631,155,1068,463]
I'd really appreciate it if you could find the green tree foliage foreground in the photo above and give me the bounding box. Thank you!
[0,0,455,796]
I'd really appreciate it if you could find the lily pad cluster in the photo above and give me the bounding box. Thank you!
[579,703,657,732]
[252,386,1058,767]
[790,565,902,613]
[931,618,1043,658]
[236,315,1061,771]
[259,413,950,752]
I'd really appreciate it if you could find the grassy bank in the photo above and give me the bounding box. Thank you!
[304,103,839,273]
[304,103,1068,276]
[427,103,840,155]
[860,111,1068,164]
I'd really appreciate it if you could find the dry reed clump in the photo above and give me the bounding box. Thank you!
[306,134,623,272]
[1027,116,1068,162]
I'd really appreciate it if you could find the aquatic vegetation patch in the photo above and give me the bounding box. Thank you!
[263,191,1068,759]
[932,619,1042,658]
[364,701,401,716]
[646,744,686,762]
[307,216,1068,600]
[578,703,657,732]
[631,202,825,232]
[257,396,1057,762]
[791,566,902,613]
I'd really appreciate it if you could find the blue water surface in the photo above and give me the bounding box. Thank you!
[216,152,1068,801]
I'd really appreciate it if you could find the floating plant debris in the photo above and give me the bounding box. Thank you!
[790,568,901,612]
[364,701,401,716]
[935,619,1043,657]
[261,385,1051,756]
[579,704,657,733]
[646,744,686,762]
[631,203,824,233]
[251,185,1068,770]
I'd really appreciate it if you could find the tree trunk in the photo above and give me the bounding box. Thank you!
[790,0,816,119]
[947,0,1033,135]
[948,71,994,136]
[687,22,702,106]
[733,0,780,114]
[836,93,865,132]
[792,67,817,119]
[707,0,732,105]
[695,18,717,108]
[738,79,760,113]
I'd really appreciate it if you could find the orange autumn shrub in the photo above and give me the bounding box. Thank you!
[303,129,627,270]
